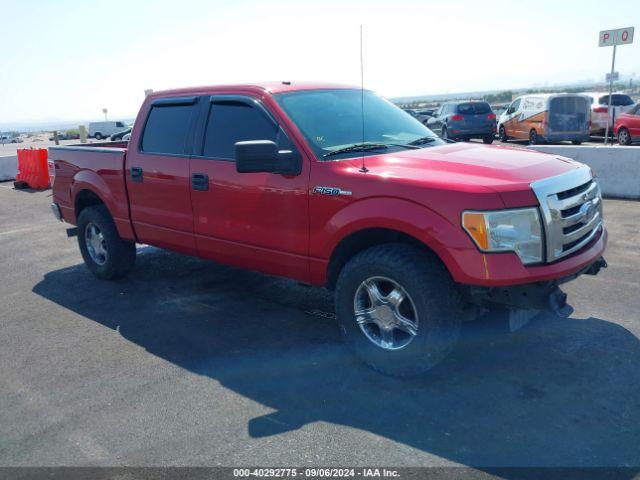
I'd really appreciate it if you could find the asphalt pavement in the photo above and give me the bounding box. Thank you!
[1,185,639,471]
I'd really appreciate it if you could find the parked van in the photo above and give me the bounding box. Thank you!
[88,121,128,140]
[498,94,591,145]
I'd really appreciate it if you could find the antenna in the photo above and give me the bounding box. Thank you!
[359,24,368,173]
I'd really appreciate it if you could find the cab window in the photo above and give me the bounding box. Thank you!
[201,99,293,160]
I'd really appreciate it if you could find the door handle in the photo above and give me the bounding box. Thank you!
[130,167,143,182]
[191,172,209,191]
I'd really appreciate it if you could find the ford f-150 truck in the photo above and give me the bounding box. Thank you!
[49,82,607,375]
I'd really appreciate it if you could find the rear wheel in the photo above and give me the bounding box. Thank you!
[335,244,462,376]
[571,140,582,145]
[77,205,136,280]
[529,129,539,145]
[94,133,103,140]
[618,127,631,145]
[483,135,494,144]
[498,125,508,142]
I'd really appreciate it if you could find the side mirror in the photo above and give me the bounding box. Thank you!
[235,140,300,175]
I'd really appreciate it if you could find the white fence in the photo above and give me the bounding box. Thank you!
[527,145,640,199]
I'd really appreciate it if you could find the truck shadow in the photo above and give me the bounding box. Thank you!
[33,247,640,473]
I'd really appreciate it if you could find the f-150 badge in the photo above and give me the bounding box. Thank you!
[313,186,352,196]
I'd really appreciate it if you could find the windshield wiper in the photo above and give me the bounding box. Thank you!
[408,136,439,146]
[323,143,389,158]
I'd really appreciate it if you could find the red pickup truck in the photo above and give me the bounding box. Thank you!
[49,82,607,375]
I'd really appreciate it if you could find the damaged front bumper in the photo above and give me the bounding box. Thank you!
[459,256,607,317]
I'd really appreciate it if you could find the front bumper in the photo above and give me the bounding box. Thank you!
[448,226,607,287]
[460,256,607,316]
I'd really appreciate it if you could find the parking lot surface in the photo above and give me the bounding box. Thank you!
[1,186,639,470]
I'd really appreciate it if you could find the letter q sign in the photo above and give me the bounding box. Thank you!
[599,27,634,47]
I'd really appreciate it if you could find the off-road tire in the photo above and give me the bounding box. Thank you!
[335,244,462,376]
[77,205,136,280]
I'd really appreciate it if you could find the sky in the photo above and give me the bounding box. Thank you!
[0,0,638,125]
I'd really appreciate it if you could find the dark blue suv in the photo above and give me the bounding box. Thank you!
[426,101,496,143]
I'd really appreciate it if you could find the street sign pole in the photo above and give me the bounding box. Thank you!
[599,26,634,145]
[604,43,616,144]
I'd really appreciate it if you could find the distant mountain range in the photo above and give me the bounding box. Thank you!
[390,77,637,105]
[0,118,136,133]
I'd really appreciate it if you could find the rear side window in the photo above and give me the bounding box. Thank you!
[141,103,196,155]
[457,102,491,114]
[599,94,634,106]
[202,101,278,159]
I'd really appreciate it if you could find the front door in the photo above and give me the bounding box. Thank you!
[503,98,522,139]
[125,96,199,255]
[189,95,310,282]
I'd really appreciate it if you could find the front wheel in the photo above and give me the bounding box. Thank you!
[498,125,508,142]
[335,244,462,376]
[529,129,539,145]
[77,205,136,280]
[618,127,631,145]
[571,140,582,145]
[94,133,103,140]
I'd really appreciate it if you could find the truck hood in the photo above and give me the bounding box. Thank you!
[350,142,584,206]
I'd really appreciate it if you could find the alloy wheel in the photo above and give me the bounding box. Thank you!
[353,276,419,351]
[85,222,108,265]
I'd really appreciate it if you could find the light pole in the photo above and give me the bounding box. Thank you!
[102,108,108,121]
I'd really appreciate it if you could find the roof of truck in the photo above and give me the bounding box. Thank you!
[148,81,358,98]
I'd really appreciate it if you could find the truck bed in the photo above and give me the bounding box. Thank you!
[48,142,134,240]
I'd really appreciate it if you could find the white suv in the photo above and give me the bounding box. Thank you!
[582,92,635,135]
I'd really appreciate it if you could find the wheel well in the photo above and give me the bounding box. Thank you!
[75,189,105,218]
[326,228,434,290]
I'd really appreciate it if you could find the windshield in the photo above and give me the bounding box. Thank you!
[275,89,443,159]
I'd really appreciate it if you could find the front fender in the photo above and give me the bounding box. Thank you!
[310,197,478,285]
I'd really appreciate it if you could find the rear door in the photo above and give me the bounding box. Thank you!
[458,102,493,132]
[548,96,589,134]
[188,94,310,281]
[125,96,199,255]
[426,105,444,135]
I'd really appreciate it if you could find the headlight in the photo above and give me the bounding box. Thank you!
[462,208,543,265]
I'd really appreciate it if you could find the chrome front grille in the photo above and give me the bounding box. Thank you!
[531,165,603,262]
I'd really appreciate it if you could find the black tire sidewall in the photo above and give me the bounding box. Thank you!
[335,244,461,376]
[619,128,630,145]
[77,206,131,280]
[499,126,507,142]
